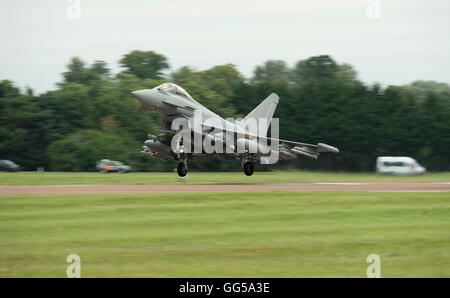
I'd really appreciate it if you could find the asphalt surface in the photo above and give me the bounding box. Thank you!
[0,182,449,195]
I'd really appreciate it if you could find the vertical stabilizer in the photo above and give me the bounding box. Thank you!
[241,93,279,137]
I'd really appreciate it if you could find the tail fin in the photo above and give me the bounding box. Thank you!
[241,93,279,137]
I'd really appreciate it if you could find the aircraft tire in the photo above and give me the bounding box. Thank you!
[243,161,254,176]
[177,162,188,177]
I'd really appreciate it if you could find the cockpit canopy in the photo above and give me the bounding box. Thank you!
[156,83,192,99]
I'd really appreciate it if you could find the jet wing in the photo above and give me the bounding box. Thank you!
[185,124,339,160]
[240,135,339,160]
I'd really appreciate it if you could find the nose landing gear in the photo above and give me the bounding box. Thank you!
[243,161,255,176]
[177,161,188,177]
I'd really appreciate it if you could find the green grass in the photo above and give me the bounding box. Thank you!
[1,170,449,185]
[0,191,449,277]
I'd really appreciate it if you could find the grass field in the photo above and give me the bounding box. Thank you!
[0,191,449,277]
[1,170,450,185]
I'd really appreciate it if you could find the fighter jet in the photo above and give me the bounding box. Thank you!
[132,82,339,177]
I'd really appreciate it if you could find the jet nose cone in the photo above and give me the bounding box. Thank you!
[131,89,161,108]
[131,90,146,102]
[131,90,141,97]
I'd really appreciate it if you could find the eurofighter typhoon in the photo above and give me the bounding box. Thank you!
[132,83,339,177]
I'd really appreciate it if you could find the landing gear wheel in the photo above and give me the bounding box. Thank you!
[177,162,188,177]
[243,161,254,176]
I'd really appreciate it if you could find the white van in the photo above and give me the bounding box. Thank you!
[376,156,426,175]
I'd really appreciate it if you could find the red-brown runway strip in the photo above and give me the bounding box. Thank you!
[0,182,449,195]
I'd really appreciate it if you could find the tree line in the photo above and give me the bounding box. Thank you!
[0,51,449,172]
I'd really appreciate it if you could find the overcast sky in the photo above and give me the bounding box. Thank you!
[1,0,449,94]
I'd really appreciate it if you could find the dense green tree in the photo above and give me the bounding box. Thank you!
[1,53,449,171]
[292,55,339,84]
[47,130,133,171]
[171,66,196,85]
[0,80,20,98]
[62,57,110,86]
[90,60,111,78]
[119,50,169,80]
[62,57,87,84]
[0,93,48,169]
[404,80,450,103]
[252,60,292,83]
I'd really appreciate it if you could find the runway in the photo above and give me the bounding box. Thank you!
[1,182,449,195]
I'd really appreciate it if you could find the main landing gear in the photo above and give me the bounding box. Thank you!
[177,161,188,177]
[243,161,255,176]
[176,159,254,177]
